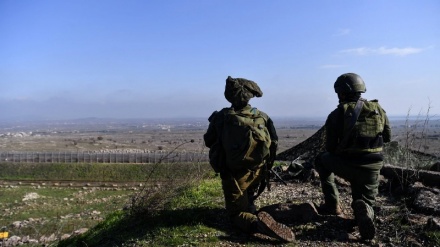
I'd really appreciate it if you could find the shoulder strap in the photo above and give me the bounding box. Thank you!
[337,98,365,151]
[349,98,365,130]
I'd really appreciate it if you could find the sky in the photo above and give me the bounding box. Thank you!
[1,0,439,121]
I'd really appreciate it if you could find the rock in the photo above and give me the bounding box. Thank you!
[61,234,71,240]
[22,192,40,201]
[39,235,46,243]
[5,235,21,246]
[334,176,350,187]
[410,183,440,215]
[382,164,440,187]
[426,217,440,231]
[73,228,89,235]
[28,239,39,244]
[259,202,319,225]
[39,233,56,243]
[430,162,440,172]
[91,210,101,215]
[11,221,21,228]
[21,235,29,243]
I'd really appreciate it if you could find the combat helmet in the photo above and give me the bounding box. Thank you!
[334,73,366,94]
[224,76,263,107]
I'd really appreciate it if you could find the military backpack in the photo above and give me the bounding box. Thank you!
[221,107,271,168]
[207,107,271,173]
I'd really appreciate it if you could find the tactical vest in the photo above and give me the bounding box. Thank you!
[339,99,385,154]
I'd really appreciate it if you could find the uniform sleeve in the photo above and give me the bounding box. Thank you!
[381,107,391,143]
[325,107,343,153]
[266,115,278,163]
[203,111,219,148]
[266,117,278,143]
[257,110,278,143]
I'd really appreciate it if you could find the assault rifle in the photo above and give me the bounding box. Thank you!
[252,158,304,201]
[252,160,288,202]
[270,166,288,186]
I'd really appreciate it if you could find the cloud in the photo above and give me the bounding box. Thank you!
[340,46,428,57]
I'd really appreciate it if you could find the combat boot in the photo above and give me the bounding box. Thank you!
[353,199,375,240]
[317,202,343,216]
[253,211,295,242]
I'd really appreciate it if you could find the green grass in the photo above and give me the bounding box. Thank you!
[0,185,130,238]
[58,176,302,247]
[425,231,440,246]
[168,178,224,209]
[0,162,213,244]
[57,178,227,247]
[0,162,210,181]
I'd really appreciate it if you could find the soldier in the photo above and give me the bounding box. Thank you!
[204,76,294,242]
[315,73,391,240]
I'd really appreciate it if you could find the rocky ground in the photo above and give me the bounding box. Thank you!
[210,127,440,247]
[211,170,440,247]
[2,172,438,247]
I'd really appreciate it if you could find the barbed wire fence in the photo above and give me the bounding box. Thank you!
[0,151,209,164]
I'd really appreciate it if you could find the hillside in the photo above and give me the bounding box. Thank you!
[52,126,440,247]
[0,125,440,246]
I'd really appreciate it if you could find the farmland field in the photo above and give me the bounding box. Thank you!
[0,118,325,156]
[1,117,439,159]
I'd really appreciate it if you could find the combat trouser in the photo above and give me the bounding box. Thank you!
[315,152,382,212]
[221,167,264,233]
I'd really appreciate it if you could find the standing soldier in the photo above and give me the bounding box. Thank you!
[315,73,391,240]
[204,76,294,242]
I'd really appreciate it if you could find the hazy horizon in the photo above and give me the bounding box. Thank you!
[1,114,438,125]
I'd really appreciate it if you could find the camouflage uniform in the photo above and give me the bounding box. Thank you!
[315,102,391,208]
[204,76,282,235]
[315,73,391,239]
